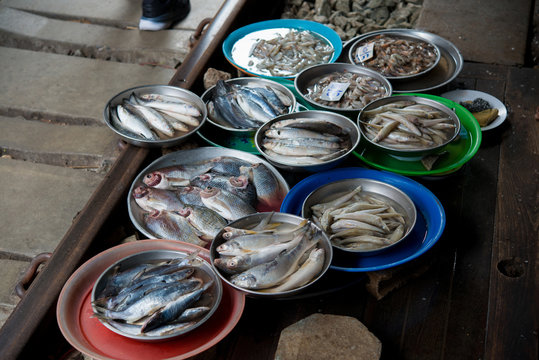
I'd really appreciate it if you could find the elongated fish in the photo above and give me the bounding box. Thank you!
[199,187,255,221]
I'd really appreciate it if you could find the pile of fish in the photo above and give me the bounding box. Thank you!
[110,91,202,140]
[213,216,326,292]
[207,80,292,129]
[309,185,408,251]
[261,118,352,165]
[133,156,283,246]
[249,29,334,77]
[304,70,388,109]
[353,34,438,78]
[360,100,457,150]
[92,252,215,337]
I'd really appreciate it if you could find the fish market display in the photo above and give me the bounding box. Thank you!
[133,156,284,245]
[352,34,439,78]
[309,185,408,251]
[360,100,457,151]
[206,80,292,129]
[304,70,389,109]
[92,252,216,338]
[213,216,326,292]
[261,118,352,165]
[235,28,334,77]
[110,91,202,140]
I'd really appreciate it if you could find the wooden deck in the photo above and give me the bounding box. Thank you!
[0,0,536,359]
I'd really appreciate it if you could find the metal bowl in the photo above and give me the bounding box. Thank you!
[301,178,417,255]
[210,212,333,298]
[294,63,392,114]
[348,30,442,80]
[128,147,290,240]
[91,249,223,341]
[254,110,360,173]
[357,95,461,157]
[200,77,296,134]
[104,85,207,148]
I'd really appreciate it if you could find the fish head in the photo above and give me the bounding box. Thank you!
[229,175,249,189]
[179,186,201,195]
[177,207,192,217]
[231,273,257,288]
[200,187,220,199]
[133,186,149,199]
[143,171,163,188]
[226,256,245,270]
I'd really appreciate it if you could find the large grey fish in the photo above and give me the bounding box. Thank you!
[251,86,290,114]
[93,279,203,323]
[143,210,207,246]
[178,205,227,241]
[264,248,325,293]
[199,187,256,221]
[133,186,184,212]
[141,281,212,333]
[134,93,201,117]
[230,231,318,289]
[239,163,281,211]
[143,163,215,189]
[123,99,175,137]
[114,104,157,140]
[190,173,256,206]
[208,156,252,177]
[175,186,205,207]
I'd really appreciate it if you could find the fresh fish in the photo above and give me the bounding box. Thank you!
[141,280,212,332]
[264,127,342,143]
[143,163,215,189]
[227,175,257,206]
[114,104,157,140]
[133,186,184,212]
[230,231,318,289]
[252,86,290,114]
[93,279,203,323]
[208,156,252,177]
[143,210,207,246]
[190,172,233,191]
[239,163,281,210]
[157,109,200,127]
[108,320,196,337]
[178,205,227,241]
[97,263,150,299]
[264,248,325,292]
[199,187,256,221]
[236,87,278,120]
[175,186,205,207]
[124,99,175,137]
[135,93,201,117]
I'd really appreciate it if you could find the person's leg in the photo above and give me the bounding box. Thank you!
[139,0,191,31]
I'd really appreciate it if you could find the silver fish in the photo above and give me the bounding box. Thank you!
[114,104,156,140]
[144,210,207,246]
[199,187,255,221]
[124,99,175,137]
[178,205,227,241]
[133,186,184,212]
[239,163,281,211]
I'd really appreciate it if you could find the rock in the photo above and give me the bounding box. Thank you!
[290,0,304,6]
[313,15,329,23]
[366,0,384,9]
[275,313,382,360]
[203,68,232,90]
[334,26,347,39]
[332,15,349,28]
[334,0,351,13]
[371,7,389,24]
[314,0,332,17]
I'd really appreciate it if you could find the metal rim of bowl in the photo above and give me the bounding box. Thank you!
[103,84,207,147]
[357,95,462,156]
[90,249,223,341]
[254,110,361,171]
[200,77,297,133]
[209,212,333,298]
[294,62,393,112]
[300,178,417,254]
[347,30,442,80]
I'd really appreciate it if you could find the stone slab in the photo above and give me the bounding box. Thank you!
[0,7,191,67]
[3,0,225,30]
[0,115,120,167]
[0,46,176,125]
[417,0,530,65]
[0,158,105,257]
[0,259,29,306]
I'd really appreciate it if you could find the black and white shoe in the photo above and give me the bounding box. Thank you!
[139,0,191,31]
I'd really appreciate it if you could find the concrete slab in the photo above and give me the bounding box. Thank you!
[0,115,120,168]
[0,47,176,125]
[0,259,28,307]
[3,0,225,30]
[0,7,191,67]
[0,158,105,257]
[417,0,530,65]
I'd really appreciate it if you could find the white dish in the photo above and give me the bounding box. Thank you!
[441,89,507,131]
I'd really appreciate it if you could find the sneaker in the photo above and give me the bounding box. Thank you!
[139,0,191,31]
